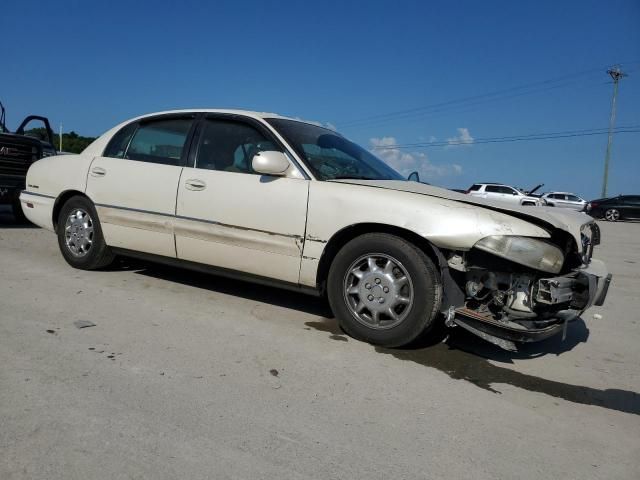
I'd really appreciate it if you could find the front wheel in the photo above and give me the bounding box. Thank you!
[57,196,115,270]
[327,233,442,347]
[604,208,620,222]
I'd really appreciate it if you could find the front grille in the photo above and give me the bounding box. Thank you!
[0,139,40,176]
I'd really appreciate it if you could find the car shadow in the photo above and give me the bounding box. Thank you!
[119,257,333,318]
[115,256,639,416]
[0,205,38,229]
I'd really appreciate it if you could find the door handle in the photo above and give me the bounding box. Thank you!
[185,179,206,191]
[90,166,106,177]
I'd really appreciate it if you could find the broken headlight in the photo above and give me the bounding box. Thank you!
[474,235,564,274]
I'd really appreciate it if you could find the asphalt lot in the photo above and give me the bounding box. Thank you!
[1,205,639,479]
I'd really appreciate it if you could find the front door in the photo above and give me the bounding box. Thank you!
[86,115,196,257]
[175,116,309,283]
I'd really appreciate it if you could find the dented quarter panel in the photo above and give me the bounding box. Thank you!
[298,181,551,287]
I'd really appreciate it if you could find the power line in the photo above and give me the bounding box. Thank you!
[338,61,640,130]
[372,126,640,150]
[342,80,604,129]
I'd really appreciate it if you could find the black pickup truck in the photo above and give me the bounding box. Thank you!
[0,102,57,221]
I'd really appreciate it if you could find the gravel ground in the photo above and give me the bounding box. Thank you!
[1,205,639,479]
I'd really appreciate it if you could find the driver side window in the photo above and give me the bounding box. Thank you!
[195,119,279,174]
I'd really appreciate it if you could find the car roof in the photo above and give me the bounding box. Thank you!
[128,109,319,126]
[81,109,332,160]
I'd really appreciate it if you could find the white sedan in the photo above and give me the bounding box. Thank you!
[20,110,611,351]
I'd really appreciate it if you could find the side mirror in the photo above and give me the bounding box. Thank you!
[252,151,290,176]
[408,171,420,182]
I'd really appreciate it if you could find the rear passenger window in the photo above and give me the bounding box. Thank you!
[195,119,279,174]
[485,185,501,193]
[125,118,193,166]
[104,122,137,159]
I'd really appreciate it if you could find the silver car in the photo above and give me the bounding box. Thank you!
[542,192,587,211]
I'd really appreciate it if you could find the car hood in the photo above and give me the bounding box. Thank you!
[331,179,594,246]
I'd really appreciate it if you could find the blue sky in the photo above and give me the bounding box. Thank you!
[2,0,639,199]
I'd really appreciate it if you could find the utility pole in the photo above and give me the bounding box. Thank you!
[601,66,627,198]
[59,123,63,152]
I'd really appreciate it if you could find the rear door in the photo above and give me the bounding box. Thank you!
[621,196,640,218]
[175,115,309,283]
[485,185,518,204]
[565,194,584,210]
[552,193,569,208]
[86,114,196,257]
[483,185,505,202]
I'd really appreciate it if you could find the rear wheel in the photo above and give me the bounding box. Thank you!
[604,208,620,222]
[57,196,114,270]
[327,233,442,347]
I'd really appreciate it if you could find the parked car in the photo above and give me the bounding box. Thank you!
[0,101,57,221]
[20,109,611,351]
[587,195,640,221]
[542,192,587,211]
[466,183,544,206]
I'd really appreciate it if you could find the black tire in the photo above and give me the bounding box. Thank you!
[11,198,28,224]
[327,233,442,348]
[57,195,115,270]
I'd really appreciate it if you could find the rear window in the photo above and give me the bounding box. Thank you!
[126,118,193,166]
[468,184,481,191]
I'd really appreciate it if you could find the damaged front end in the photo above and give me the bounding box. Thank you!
[442,222,612,351]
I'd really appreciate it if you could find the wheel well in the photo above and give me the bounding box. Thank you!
[52,190,88,232]
[315,223,443,292]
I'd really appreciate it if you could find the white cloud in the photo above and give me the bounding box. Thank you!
[446,127,474,147]
[370,137,463,179]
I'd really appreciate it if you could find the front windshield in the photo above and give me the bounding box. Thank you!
[266,118,404,181]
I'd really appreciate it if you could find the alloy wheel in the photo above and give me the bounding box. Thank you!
[605,209,620,221]
[343,253,414,330]
[64,208,94,257]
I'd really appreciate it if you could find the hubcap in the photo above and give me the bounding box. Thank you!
[343,253,414,330]
[64,208,94,257]
[605,209,619,221]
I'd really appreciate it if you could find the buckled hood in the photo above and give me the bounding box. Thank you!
[331,179,594,246]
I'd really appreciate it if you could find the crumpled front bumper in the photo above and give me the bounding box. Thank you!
[451,259,612,351]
